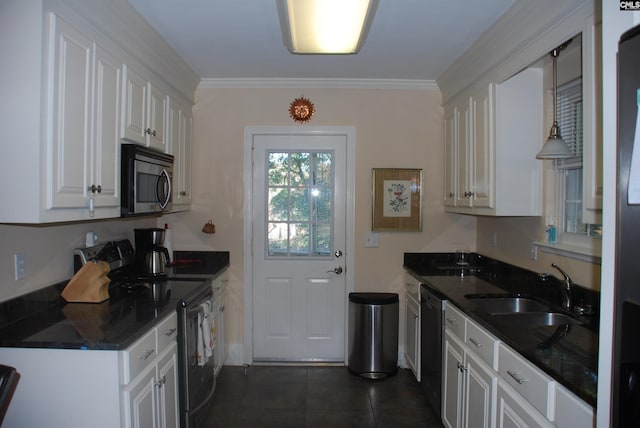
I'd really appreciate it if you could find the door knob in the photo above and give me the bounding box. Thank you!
[328,266,343,275]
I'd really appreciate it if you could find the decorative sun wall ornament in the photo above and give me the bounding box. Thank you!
[289,96,315,123]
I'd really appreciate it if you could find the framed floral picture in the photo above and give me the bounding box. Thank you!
[372,168,422,231]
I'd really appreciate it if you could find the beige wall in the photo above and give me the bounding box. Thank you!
[169,86,477,349]
[0,217,156,302]
[476,217,600,290]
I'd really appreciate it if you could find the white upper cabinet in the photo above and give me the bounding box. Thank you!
[170,99,192,210]
[121,65,169,153]
[91,44,122,212]
[121,65,147,145]
[0,0,197,223]
[47,16,93,212]
[177,107,193,207]
[147,84,168,152]
[454,98,472,208]
[445,68,543,216]
[444,107,457,208]
[47,14,121,220]
[470,84,494,209]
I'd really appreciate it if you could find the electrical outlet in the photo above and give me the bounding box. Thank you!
[530,244,538,261]
[14,253,25,281]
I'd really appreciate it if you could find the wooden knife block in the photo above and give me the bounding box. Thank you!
[61,261,110,303]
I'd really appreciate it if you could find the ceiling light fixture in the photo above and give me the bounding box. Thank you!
[277,0,379,54]
[536,41,573,159]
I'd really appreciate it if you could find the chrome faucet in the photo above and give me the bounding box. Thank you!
[551,263,573,311]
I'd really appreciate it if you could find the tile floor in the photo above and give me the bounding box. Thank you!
[202,365,444,427]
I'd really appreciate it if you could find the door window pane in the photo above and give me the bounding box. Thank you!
[266,151,334,258]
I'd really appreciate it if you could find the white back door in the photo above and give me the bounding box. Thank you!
[251,130,349,362]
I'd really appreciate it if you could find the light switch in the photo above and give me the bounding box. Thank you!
[364,232,379,248]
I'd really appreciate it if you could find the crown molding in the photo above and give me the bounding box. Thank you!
[437,0,592,106]
[198,78,439,91]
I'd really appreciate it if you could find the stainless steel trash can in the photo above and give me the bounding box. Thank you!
[348,292,399,379]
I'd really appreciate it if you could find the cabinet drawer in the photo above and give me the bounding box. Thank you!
[498,343,554,420]
[444,302,466,340]
[466,318,498,370]
[121,328,157,385]
[156,312,178,353]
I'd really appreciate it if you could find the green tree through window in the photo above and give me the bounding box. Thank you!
[267,151,334,257]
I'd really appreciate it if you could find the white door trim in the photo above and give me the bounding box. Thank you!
[242,126,356,365]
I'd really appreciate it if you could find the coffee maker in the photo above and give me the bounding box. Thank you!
[134,228,170,278]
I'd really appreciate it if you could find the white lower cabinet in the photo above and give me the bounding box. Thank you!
[496,380,553,428]
[443,328,496,428]
[443,328,464,428]
[442,302,594,428]
[405,292,421,381]
[0,312,178,428]
[554,382,596,428]
[121,342,179,428]
[120,312,179,428]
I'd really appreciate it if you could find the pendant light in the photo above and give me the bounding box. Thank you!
[536,41,574,159]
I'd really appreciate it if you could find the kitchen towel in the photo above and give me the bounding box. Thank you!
[196,300,215,366]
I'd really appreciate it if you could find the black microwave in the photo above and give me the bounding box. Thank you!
[121,144,173,217]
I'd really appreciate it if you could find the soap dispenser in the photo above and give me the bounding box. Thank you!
[546,218,557,244]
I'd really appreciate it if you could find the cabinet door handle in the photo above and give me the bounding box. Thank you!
[154,375,166,387]
[469,337,484,348]
[145,128,152,135]
[446,317,457,326]
[220,305,225,312]
[164,328,177,337]
[152,130,157,136]
[137,349,154,361]
[507,370,528,384]
[87,184,101,194]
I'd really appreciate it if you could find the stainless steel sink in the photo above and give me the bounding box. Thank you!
[489,312,582,326]
[465,296,552,314]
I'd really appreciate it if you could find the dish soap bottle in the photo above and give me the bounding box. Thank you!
[546,218,557,244]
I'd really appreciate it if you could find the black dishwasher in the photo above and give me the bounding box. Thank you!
[420,284,445,418]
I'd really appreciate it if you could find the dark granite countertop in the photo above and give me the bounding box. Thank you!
[404,252,599,408]
[0,251,229,351]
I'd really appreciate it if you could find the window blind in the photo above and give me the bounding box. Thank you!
[555,78,583,167]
